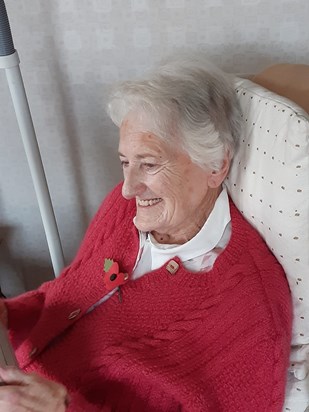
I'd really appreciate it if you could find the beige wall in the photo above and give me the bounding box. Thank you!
[0,0,308,292]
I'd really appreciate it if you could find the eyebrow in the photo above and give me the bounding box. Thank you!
[118,152,159,159]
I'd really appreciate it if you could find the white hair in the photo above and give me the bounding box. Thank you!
[107,54,243,171]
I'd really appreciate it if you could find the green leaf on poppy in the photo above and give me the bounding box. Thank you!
[104,258,114,272]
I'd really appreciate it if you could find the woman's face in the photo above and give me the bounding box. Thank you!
[118,114,225,244]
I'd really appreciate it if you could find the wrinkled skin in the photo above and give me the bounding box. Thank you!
[119,113,229,244]
[0,302,68,411]
[0,367,68,412]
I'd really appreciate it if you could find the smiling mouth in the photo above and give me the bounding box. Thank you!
[137,198,162,207]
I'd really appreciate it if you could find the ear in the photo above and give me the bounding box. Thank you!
[208,154,230,188]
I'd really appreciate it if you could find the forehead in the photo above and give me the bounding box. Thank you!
[119,115,172,157]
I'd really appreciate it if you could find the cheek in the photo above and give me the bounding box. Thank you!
[165,182,190,207]
[147,166,195,201]
[169,176,205,208]
[159,175,184,200]
[183,168,195,192]
[145,170,173,194]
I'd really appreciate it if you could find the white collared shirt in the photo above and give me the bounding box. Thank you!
[132,187,231,280]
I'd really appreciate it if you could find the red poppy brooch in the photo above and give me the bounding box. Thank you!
[103,258,129,291]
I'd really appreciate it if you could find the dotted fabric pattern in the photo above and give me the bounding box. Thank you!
[284,371,309,412]
[227,77,309,347]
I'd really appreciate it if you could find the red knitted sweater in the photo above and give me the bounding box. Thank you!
[6,183,292,412]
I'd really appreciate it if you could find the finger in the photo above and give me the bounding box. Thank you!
[0,367,55,389]
[0,385,65,412]
[0,385,33,411]
[0,372,69,412]
[27,379,69,412]
[0,367,26,385]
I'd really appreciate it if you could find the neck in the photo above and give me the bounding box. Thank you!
[152,187,222,245]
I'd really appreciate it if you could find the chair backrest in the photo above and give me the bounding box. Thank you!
[252,63,309,114]
[225,68,309,373]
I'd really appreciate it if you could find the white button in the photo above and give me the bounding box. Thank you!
[68,309,81,320]
[166,260,179,275]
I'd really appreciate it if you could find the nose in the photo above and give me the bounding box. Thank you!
[122,167,146,200]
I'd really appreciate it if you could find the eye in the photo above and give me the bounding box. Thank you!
[120,160,129,168]
[143,163,157,171]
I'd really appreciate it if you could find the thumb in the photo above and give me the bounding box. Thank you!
[0,367,27,385]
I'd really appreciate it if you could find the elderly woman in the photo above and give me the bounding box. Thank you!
[0,56,292,411]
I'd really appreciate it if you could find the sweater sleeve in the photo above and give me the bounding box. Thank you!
[210,333,290,412]
[212,256,292,411]
[5,283,51,349]
[5,183,124,349]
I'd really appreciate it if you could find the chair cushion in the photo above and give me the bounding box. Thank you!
[226,77,309,348]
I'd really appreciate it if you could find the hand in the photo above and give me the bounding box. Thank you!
[0,300,8,328]
[0,367,69,411]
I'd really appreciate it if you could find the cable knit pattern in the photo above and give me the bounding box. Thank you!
[5,183,292,412]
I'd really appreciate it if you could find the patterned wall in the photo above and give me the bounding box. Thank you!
[0,0,308,291]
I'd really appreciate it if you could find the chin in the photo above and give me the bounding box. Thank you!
[137,226,153,234]
[133,216,146,230]
[134,217,159,233]
[134,209,165,233]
